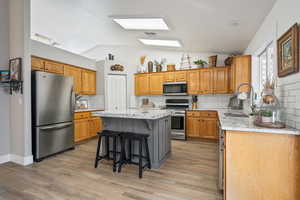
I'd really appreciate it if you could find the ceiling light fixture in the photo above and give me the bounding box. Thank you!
[138,39,181,47]
[113,18,169,30]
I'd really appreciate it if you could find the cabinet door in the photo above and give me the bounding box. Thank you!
[199,69,213,94]
[231,55,251,93]
[74,119,89,142]
[64,65,82,94]
[213,67,229,94]
[45,61,64,74]
[82,70,96,95]
[186,117,200,138]
[89,117,101,137]
[164,72,175,82]
[149,73,163,95]
[135,74,150,96]
[31,57,45,71]
[199,118,218,140]
[175,71,187,82]
[187,71,200,94]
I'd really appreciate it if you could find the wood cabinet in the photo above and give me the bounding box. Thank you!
[187,71,200,94]
[135,74,150,96]
[31,56,97,95]
[31,56,45,71]
[225,131,300,200]
[175,71,187,82]
[149,73,164,95]
[186,111,218,140]
[81,70,96,95]
[213,67,229,94]
[199,69,213,94]
[44,61,64,74]
[164,72,175,82]
[230,55,251,93]
[74,111,103,142]
[64,65,82,94]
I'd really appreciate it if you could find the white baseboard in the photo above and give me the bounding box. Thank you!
[0,154,10,164]
[0,154,33,166]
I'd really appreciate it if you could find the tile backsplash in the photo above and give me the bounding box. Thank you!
[136,94,233,109]
[79,95,105,109]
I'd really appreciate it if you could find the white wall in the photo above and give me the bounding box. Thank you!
[0,0,11,159]
[31,40,96,70]
[245,0,300,128]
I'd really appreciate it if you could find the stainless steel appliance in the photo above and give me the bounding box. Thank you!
[218,121,225,191]
[163,82,188,96]
[165,99,189,140]
[32,71,75,162]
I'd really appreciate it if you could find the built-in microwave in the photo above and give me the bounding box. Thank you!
[163,82,188,96]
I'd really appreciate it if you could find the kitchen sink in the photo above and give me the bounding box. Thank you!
[224,113,249,118]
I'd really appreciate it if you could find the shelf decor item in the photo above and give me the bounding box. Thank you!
[277,23,299,77]
[224,56,233,66]
[0,71,10,81]
[194,59,207,68]
[154,58,166,72]
[110,64,124,71]
[167,64,176,71]
[9,57,22,81]
[208,55,217,67]
[147,61,153,72]
[254,79,285,128]
[180,53,192,69]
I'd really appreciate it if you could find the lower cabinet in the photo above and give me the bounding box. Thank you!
[186,111,218,140]
[74,111,103,142]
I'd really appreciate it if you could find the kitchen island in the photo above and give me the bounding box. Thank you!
[92,109,171,169]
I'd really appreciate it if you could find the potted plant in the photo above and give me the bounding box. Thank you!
[260,110,273,123]
[194,60,208,68]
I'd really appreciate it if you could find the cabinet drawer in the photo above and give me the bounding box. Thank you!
[74,112,90,119]
[186,111,201,117]
[199,111,217,118]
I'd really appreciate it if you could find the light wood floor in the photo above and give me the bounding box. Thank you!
[0,139,222,200]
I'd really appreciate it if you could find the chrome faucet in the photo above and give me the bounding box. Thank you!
[236,83,256,113]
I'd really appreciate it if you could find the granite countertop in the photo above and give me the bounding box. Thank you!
[92,109,171,120]
[75,108,104,113]
[189,108,300,135]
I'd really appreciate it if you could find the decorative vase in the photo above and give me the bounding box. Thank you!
[156,64,162,72]
[148,61,153,72]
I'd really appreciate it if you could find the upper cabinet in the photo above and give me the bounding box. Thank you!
[31,56,45,71]
[81,70,96,95]
[149,73,164,95]
[64,65,82,94]
[44,61,64,74]
[135,74,150,96]
[199,69,213,94]
[164,72,175,82]
[213,67,229,94]
[164,71,187,82]
[175,71,187,82]
[187,70,200,94]
[31,56,97,95]
[230,55,251,93]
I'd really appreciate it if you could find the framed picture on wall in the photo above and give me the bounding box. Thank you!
[277,23,299,77]
[9,57,22,81]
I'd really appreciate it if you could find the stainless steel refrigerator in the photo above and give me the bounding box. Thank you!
[32,71,75,161]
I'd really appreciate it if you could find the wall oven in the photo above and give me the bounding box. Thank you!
[163,82,188,96]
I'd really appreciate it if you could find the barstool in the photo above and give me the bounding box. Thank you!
[118,132,151,178]
[94,130,120,172]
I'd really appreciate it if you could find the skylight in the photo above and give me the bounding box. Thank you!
[138,39,182,47]
[113,18,169,30]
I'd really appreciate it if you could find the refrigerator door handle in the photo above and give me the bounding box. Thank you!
[71,87,75,114]
[39,122,73,131]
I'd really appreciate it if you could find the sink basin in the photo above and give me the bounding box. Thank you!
[224,113,249,118]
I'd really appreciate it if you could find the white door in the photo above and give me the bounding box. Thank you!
[105,74,127,111]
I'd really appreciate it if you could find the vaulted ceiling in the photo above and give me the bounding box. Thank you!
[31,0,276,59]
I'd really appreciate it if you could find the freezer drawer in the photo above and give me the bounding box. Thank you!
[33,122,74,161]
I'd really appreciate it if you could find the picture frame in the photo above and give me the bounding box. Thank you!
[277,23,299,77]
[9,57,22,81]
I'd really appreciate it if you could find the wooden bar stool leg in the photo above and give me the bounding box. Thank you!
[144,138,151,169]
[105,136,110,159]
[118,136,125,173]
[128,139,132,163]
[94,134,102,168]
[139,139,143,178]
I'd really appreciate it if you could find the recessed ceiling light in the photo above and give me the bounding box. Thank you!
[138,39,181,47]
[113,18,169,30]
